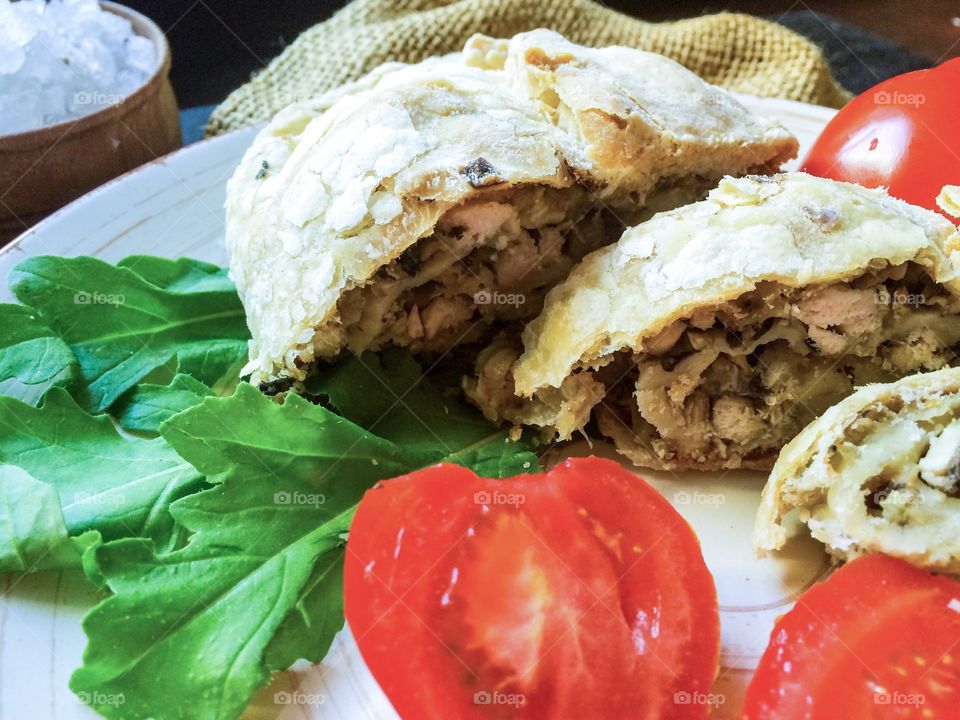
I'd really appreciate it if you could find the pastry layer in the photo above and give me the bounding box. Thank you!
[466,173,960,470]
[226,30,797,383]
[754,366,960,573]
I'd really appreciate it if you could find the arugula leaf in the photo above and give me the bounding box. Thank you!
[72,389,400,720]
[0,303,77,405]
[0,389,204,557]
[0,465,100,573]
[72,520,348,720]
[306,349,489,445]
[116,256,239,294]
[261,547,346,671]
[161,383,413,483]
[10,256,250,412]
[307,348,540,472]
[73,364,538,720]
[447,436,539,478]
[114,374,213,433]
[0,255,539,717]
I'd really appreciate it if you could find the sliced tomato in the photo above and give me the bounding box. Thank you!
[344,457,719,719]
[743,554,960,720]
[801,58,960,216]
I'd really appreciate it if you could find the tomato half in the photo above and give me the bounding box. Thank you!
[802,58,960,216]
[742,554,960,719]
[344,457,719,719]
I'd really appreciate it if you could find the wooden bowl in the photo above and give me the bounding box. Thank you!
[0,1,181,244]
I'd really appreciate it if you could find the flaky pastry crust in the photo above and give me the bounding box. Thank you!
[467,174,960,470]
[226,30,796,383]
[755,367,960,574]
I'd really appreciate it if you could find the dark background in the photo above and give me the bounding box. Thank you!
[126,0,960,109]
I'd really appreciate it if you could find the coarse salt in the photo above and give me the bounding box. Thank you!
[0,0,157,134]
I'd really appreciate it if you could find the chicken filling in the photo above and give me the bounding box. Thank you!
[334,170,735,357]
[596,262,960,467]
[336,184,618,354]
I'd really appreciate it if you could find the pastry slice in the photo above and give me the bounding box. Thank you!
[754,367,960,573]
[226,29,796,385]
[465,173,960,470]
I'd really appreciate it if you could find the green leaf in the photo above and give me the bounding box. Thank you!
[116,256,238,294]
[114,374,213,433]
[10,256,250,412]
[307,348,493,445]
[306,348,541,471]
[74,359,539,720]
[261,548,346,671]
[445,435,540,478]
[0,303,77,405]
[160,383,413,484]
[0,388,205,554]
[73,390,399,720]
[72,510,349,720]
[0,465,100,573]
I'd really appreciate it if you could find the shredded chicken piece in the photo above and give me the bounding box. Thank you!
[463,334,604,439]
[597,263,960,469]
[330,172,736,359]
[471,262,960,471]
[335,184,614,354]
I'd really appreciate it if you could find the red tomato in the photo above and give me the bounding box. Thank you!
[344,457,719,720]
[801,58,960,216]
[742,554,960,719]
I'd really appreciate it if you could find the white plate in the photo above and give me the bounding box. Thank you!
[0,95,837,720]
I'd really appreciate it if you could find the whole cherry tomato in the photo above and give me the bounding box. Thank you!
[802,58,960,216]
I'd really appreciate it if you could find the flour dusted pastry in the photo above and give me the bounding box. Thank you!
[226,29,797,384]
[754,367,960,573]
[939,185,960,218]
[466,173,960,471]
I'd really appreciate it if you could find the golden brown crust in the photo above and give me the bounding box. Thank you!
[226,29,797,383]
[501,31,799,200]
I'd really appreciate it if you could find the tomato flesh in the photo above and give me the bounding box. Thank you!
[344,457,720,720]
[743,554,960,719]
[802,58,960,216]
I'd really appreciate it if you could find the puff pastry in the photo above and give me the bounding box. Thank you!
[466,173,960,470]
[226,29,796,384]
[754,367,960,573]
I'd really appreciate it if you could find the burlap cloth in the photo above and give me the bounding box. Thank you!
[205,0,850,136]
